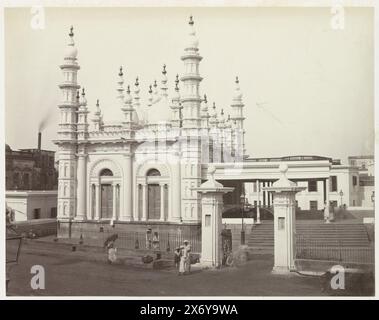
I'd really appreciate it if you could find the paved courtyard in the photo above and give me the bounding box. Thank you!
[7,241,331,297]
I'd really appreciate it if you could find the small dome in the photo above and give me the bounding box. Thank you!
[186,16,199,49]
[65,41,78,59]
[64,27,78,59]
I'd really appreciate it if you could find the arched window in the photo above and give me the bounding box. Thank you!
[100,168,113,176]
[147,169,161,177]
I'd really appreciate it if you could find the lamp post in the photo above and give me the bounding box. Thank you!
[339,190,344,208]
[240,194,245,245]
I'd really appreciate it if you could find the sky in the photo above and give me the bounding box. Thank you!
[4,6,374,164]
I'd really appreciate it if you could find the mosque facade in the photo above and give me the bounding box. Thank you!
[55,17,246,236]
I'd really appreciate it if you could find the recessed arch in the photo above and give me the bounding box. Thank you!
[147,168,161,177]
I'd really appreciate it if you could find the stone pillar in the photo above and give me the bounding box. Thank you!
[171,159,181,221]
[142,184,147,221]
[263,164,305,274]
[193,166,234,268]
[160,184,165,221]
[256,180,261,224]
[123,154,133,221]
[75,153,87,220]
[112,184,117,221]
[324,178,330,223]
[95,184,100,220]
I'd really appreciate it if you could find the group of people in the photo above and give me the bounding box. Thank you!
[174,240,191,275]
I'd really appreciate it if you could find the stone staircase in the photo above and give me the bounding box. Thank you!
[247,221,371,254]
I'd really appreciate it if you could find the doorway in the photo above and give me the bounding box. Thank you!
[101,184,113,219]
[148,184,160,220]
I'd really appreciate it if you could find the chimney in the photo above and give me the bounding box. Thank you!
[38,132,42,151]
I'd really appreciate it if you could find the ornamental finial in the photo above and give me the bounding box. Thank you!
[69,26,74,37]
[162,64,167,75]
[213,102,216,109]
[76,90,80,100]
[96,99,99,107]
[153,80,157,88]
[82,88,85,96]
[149,85,152,94]
[119,66,123,77]
[204,94,207,103]
[126,85,130,94]
[189,15,194,26]
[235,76,239,84]
[221,109,224,116]
[135,77,139,86]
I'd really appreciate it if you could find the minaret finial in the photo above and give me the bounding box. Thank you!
[162,64,167,75]
[204,94,207,103]
[76,90,80,100]
[153,80,157,88]
[119,66,123,77]
[96,99,99,106]
[149,85,152,94]
[189,15,194,26]
[127,85,130,94]
[82,88,85,96]
[175,74,179,91]
[213,102,216,109]
[235,76,239,84]
[69,26,74,37]
[135,77,139,87]
[221,108,224,116]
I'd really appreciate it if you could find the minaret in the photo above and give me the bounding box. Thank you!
[117,66,125,109]
[209,102,221,162]
[180,15,203,132]
[148,85,153,107]
[57,26,80,221]
[77,88,89,141]
[230,76,246,160]
[160,64,168,99]
[179,16,203,223]
[76,88,89,221]
[121,85,135,135]
[133,77,142,125]
[92,99,102,131]
[170,74,181,128]
[200,94,210,129]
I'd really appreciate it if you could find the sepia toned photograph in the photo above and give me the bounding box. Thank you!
[3,2,376,298]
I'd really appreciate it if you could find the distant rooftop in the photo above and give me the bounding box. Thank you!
[245,155,338,164]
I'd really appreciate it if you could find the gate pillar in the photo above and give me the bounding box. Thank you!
[193,165,234,268]
[263,164,305,274]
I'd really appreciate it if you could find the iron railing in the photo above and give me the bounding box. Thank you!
[296,234,374,264]
[69,228,202,253]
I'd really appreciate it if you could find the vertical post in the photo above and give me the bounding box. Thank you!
[263,164,305,274]
[112,184,117,221]
[160,184,165,221]
[256,180,261,224]
[142,184,147,221]
[123,154,133,221]
[95,184,100,220]
[75,154,87,220]
[193,166,234,268]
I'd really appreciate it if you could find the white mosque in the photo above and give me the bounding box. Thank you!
[55,16,368,239]
[55,17,247,236]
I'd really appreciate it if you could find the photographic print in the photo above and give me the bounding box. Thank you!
[3,1,376,298]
